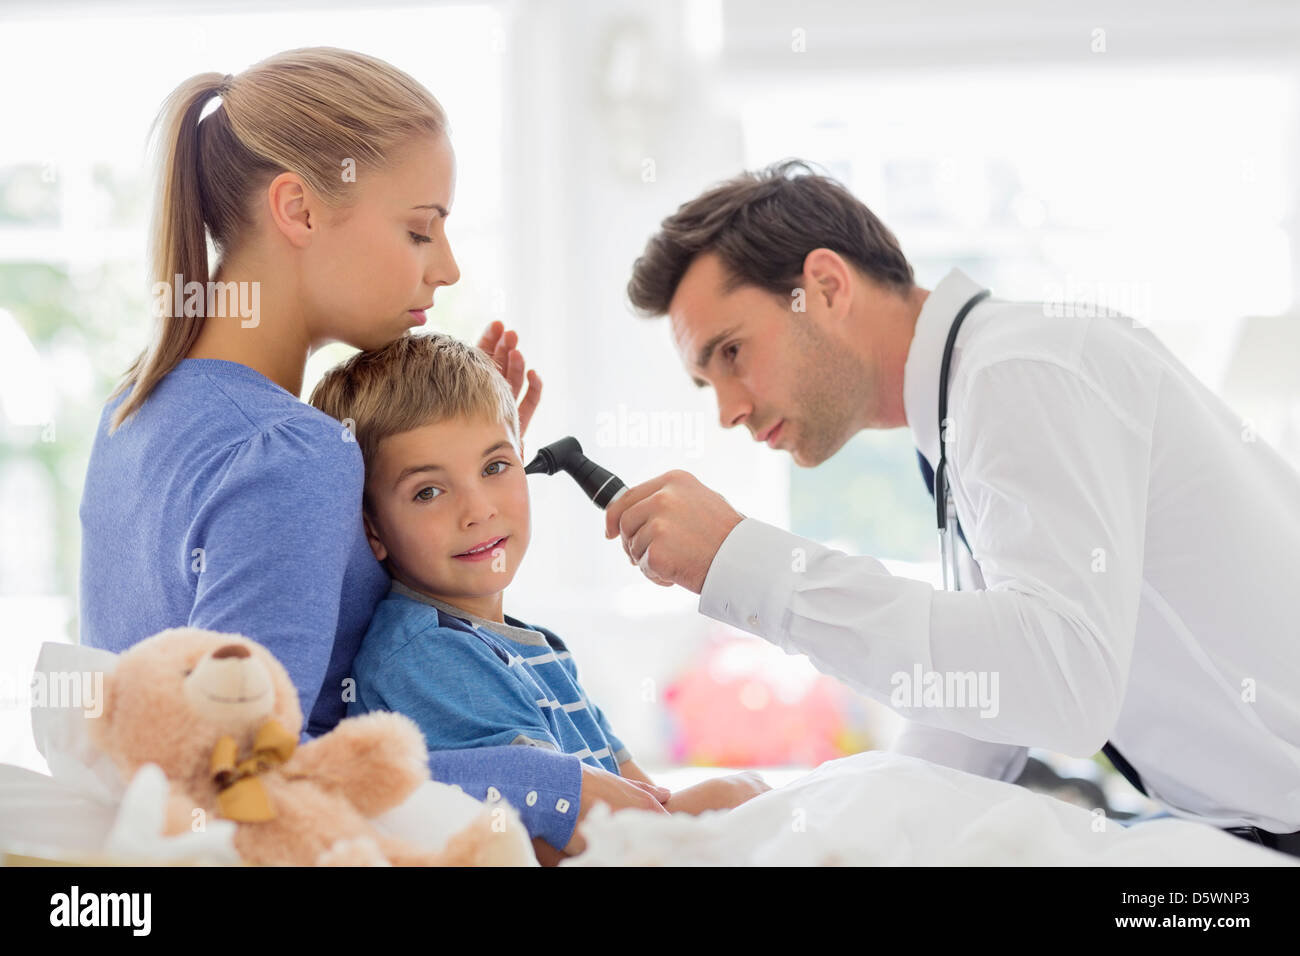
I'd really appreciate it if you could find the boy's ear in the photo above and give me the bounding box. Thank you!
[361,509,388,563]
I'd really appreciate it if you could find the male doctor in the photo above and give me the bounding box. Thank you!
[604,159,1300,855]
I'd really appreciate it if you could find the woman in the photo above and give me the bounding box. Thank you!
[78,47,668,861]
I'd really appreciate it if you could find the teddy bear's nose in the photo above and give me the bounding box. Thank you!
[212,644,251,660]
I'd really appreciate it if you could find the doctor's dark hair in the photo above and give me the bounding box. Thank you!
[108,47,448,434]
[626,159,914,317]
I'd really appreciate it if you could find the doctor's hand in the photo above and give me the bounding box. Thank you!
[604,470,744,594]
[478,320,543,437]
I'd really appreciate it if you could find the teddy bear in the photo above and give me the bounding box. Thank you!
[84,626,531,866]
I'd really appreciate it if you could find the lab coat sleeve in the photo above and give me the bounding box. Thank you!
[698,357,1154,758]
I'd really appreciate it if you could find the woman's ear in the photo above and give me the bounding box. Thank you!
[265,171,316,250]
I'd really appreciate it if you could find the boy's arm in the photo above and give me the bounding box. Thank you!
[665,772,773,815]
[618,758,655,786]
[367,630,674,859]
[362,628,584,847]
[620,757,770,817]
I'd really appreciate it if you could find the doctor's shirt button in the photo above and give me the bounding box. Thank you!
[747,613,760,627]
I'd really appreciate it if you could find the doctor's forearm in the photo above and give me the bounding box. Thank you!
[699,517,1130,756]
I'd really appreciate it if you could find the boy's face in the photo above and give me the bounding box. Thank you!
[363,416,530,609]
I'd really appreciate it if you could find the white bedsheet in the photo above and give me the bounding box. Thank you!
[6,641,1291,866]
[564,750,1297,866]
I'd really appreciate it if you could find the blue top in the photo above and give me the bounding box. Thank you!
[350,580,632,774]
[78,357,583,849]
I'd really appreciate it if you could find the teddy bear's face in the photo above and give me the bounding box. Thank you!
[87,627,304,785]
[183,642,276,728]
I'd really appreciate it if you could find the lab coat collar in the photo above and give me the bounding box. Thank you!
[902,267,988,470]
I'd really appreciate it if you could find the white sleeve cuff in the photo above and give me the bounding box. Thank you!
[698,517,823,647]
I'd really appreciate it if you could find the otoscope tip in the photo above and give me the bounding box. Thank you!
[521,435,626,510]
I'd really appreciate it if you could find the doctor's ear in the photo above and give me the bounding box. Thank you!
[802,248,852,318]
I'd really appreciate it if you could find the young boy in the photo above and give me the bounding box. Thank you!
[309,333,768,855]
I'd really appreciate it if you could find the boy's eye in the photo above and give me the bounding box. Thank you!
[412,462,509,500]
[724,342,740,363]
[409,231,433,244]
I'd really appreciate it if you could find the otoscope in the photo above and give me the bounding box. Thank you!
[524,436,627,509]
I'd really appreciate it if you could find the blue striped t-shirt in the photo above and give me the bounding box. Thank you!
[350,580,631,774]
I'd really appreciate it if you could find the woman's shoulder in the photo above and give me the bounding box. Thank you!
[102,358,342,436]
[171,358,353,454]
[93,359,365,499]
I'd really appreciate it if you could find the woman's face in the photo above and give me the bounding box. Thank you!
[303,132,460,351]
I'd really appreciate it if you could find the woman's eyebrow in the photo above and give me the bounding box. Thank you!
[411,203,449,217]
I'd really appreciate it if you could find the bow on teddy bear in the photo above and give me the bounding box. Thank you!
[84,627,528,866]
[209,715,300,822]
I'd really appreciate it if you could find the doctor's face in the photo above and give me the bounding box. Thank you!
[667,251,874,467]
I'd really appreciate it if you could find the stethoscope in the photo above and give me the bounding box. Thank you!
[935,288,991,591]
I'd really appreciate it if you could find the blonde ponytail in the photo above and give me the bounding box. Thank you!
[108,48,447,433]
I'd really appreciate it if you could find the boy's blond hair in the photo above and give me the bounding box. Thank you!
[309,333,521,512]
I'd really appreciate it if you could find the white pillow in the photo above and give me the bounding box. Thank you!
[29,641,124,805]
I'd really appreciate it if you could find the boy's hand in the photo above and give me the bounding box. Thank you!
[532,835,568,867]
[556,763,671,858]
[664,771,771,816]
[478,320,543,437]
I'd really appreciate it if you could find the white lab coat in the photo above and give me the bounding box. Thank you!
[698,268,1300,832]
